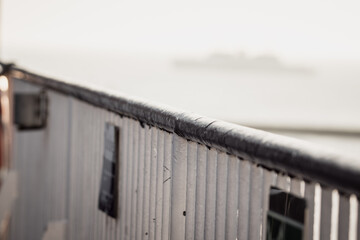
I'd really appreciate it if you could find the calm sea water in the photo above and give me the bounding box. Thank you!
[4,49,360,157]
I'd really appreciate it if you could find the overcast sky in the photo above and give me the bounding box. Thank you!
[2,0,360,61]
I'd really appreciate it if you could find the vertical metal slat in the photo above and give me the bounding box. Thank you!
[204,148,217,240]
[185,141,197,240]
[135,124,146,240]
[161,132,173,240]
[215,152,228,240]
[320,188,333,239]
[170,135,187,239]
[154,130,165,240]
[142,125,152,239]
[148,128,158,240]
[338,195,349,240]
[130,121,140,240]
[248,164,263,240]
[237,160,251,240]
[194,145,207,240]
[225,156,239,240]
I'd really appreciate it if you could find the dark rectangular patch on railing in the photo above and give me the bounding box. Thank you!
[98,123,119,218]
[267,187,306,240]
[14,91,48,129]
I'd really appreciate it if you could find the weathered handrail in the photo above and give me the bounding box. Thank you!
[4,62,360,196]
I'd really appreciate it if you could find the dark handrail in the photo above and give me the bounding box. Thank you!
[2,62,360,196]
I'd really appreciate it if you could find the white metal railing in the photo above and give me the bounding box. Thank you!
[2,63,360,240]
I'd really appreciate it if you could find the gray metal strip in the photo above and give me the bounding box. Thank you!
[135,124,146,240]
[225,156,239,240]
[304,183,316,240]
[170,135,187,239]
[338,195,350,240]
[204,148,217,240]
[185,141,197,240]
[155,130,165,240]
[161,132,172,240]
[141,125,152,239]
[119,117,129,240]
[238,160,251,240]
[130,120,140,240]
[215,152,228,240]
[148,128,158,240]
[248,165,263,240]
[320,188,333,239]
[125,118,134,240]
[194,144,207,240]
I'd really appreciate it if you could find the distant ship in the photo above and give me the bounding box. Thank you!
[174,52,314,74]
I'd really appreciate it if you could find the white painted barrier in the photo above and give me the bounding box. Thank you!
[4,68,360,240]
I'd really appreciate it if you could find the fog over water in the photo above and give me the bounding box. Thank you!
[5,48,360,128]
[1,0,360,157]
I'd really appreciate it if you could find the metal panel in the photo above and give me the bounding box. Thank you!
[0,171,18,223]
[130,120,140,240]
[80,100,90,239]
[148,128,158,240]
[349,195,358,240]
[248,164,263,240]
[66,99,122,240]
[9,77,359,240]
[330,190,340,240]
[155,130,165,240]
[42,220,66,240]
[67,97,77,240]
[170,135,187,239]
[135,123,146,240]
[304,182,317,240]
[44,91,70,222]
[238,160,251,240]
[225,156,239,240]
[11,80,70,240]
[204,148,217,240]
[91,104,100,240]
[108,112,118,240]
[320,188,333,239]
[338,195,350,240]
[125,117,135,240]
[194,144,207,240]
[11,80,46,240]
[276,174,291,192]
[119,117,130,240]
[161,132,172,240]
[9,65,360,197]
[69,100,85,239]
[215,152,228,240]
[82,102,94,240]
[185,141,197,240]
[95,104,105,240]
[141,124,152,239]
[290,178,304,198]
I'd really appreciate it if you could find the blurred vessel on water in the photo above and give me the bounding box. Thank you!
[174,52,314,74]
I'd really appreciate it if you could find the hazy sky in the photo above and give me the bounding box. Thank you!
[2,0,360,60]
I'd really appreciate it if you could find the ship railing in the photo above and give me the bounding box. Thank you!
[0,62,359,240]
